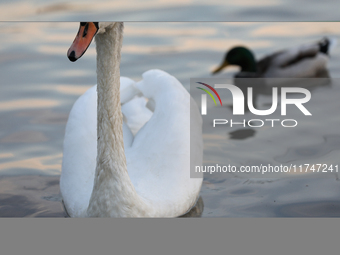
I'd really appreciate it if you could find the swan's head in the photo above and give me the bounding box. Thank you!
[67,22,116,62]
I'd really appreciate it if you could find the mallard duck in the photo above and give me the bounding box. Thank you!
[212,38,336,78]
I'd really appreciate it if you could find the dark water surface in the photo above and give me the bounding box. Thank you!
[1,22,340,217]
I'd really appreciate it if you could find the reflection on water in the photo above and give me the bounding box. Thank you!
[0,22,340,217]
[36,3,76,15]
[0,154,62,175]
[276,201,340,217]
[180,197,204,217]
[201,176,340,217]
[0,99,60,112]
[275,135,340,163]
[229,129,255,140]
[0,0,339,21]
[0,175,65,217]
[1,130,48,143]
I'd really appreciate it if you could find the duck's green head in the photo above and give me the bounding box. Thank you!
[212,46,257,74]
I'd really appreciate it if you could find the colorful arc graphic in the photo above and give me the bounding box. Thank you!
[196,82,222,106]
[196,87,217,105]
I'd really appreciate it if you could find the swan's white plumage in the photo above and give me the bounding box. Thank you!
[60,69,203,217]
[121,96,152,135]
[61,79,133,217]
[120,76,141,104]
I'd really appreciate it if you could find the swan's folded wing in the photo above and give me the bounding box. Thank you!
[125,69,203,216]
[121,96,153,136]
[120,76,142,104]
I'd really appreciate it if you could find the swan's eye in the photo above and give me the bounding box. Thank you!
[83,23,89,38]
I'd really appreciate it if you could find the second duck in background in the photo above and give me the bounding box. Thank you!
[212,37,337,78]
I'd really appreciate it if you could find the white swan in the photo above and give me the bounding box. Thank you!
[60,22,203,217]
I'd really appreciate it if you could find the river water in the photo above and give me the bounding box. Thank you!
[0,21,340,217]
[1,0,339,21]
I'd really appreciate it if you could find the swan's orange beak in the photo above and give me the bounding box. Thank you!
[67,22,99,62]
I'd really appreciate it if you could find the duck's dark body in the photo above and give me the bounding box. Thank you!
[213,38,334,78]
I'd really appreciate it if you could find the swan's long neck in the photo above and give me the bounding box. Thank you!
[87,23,152,217]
